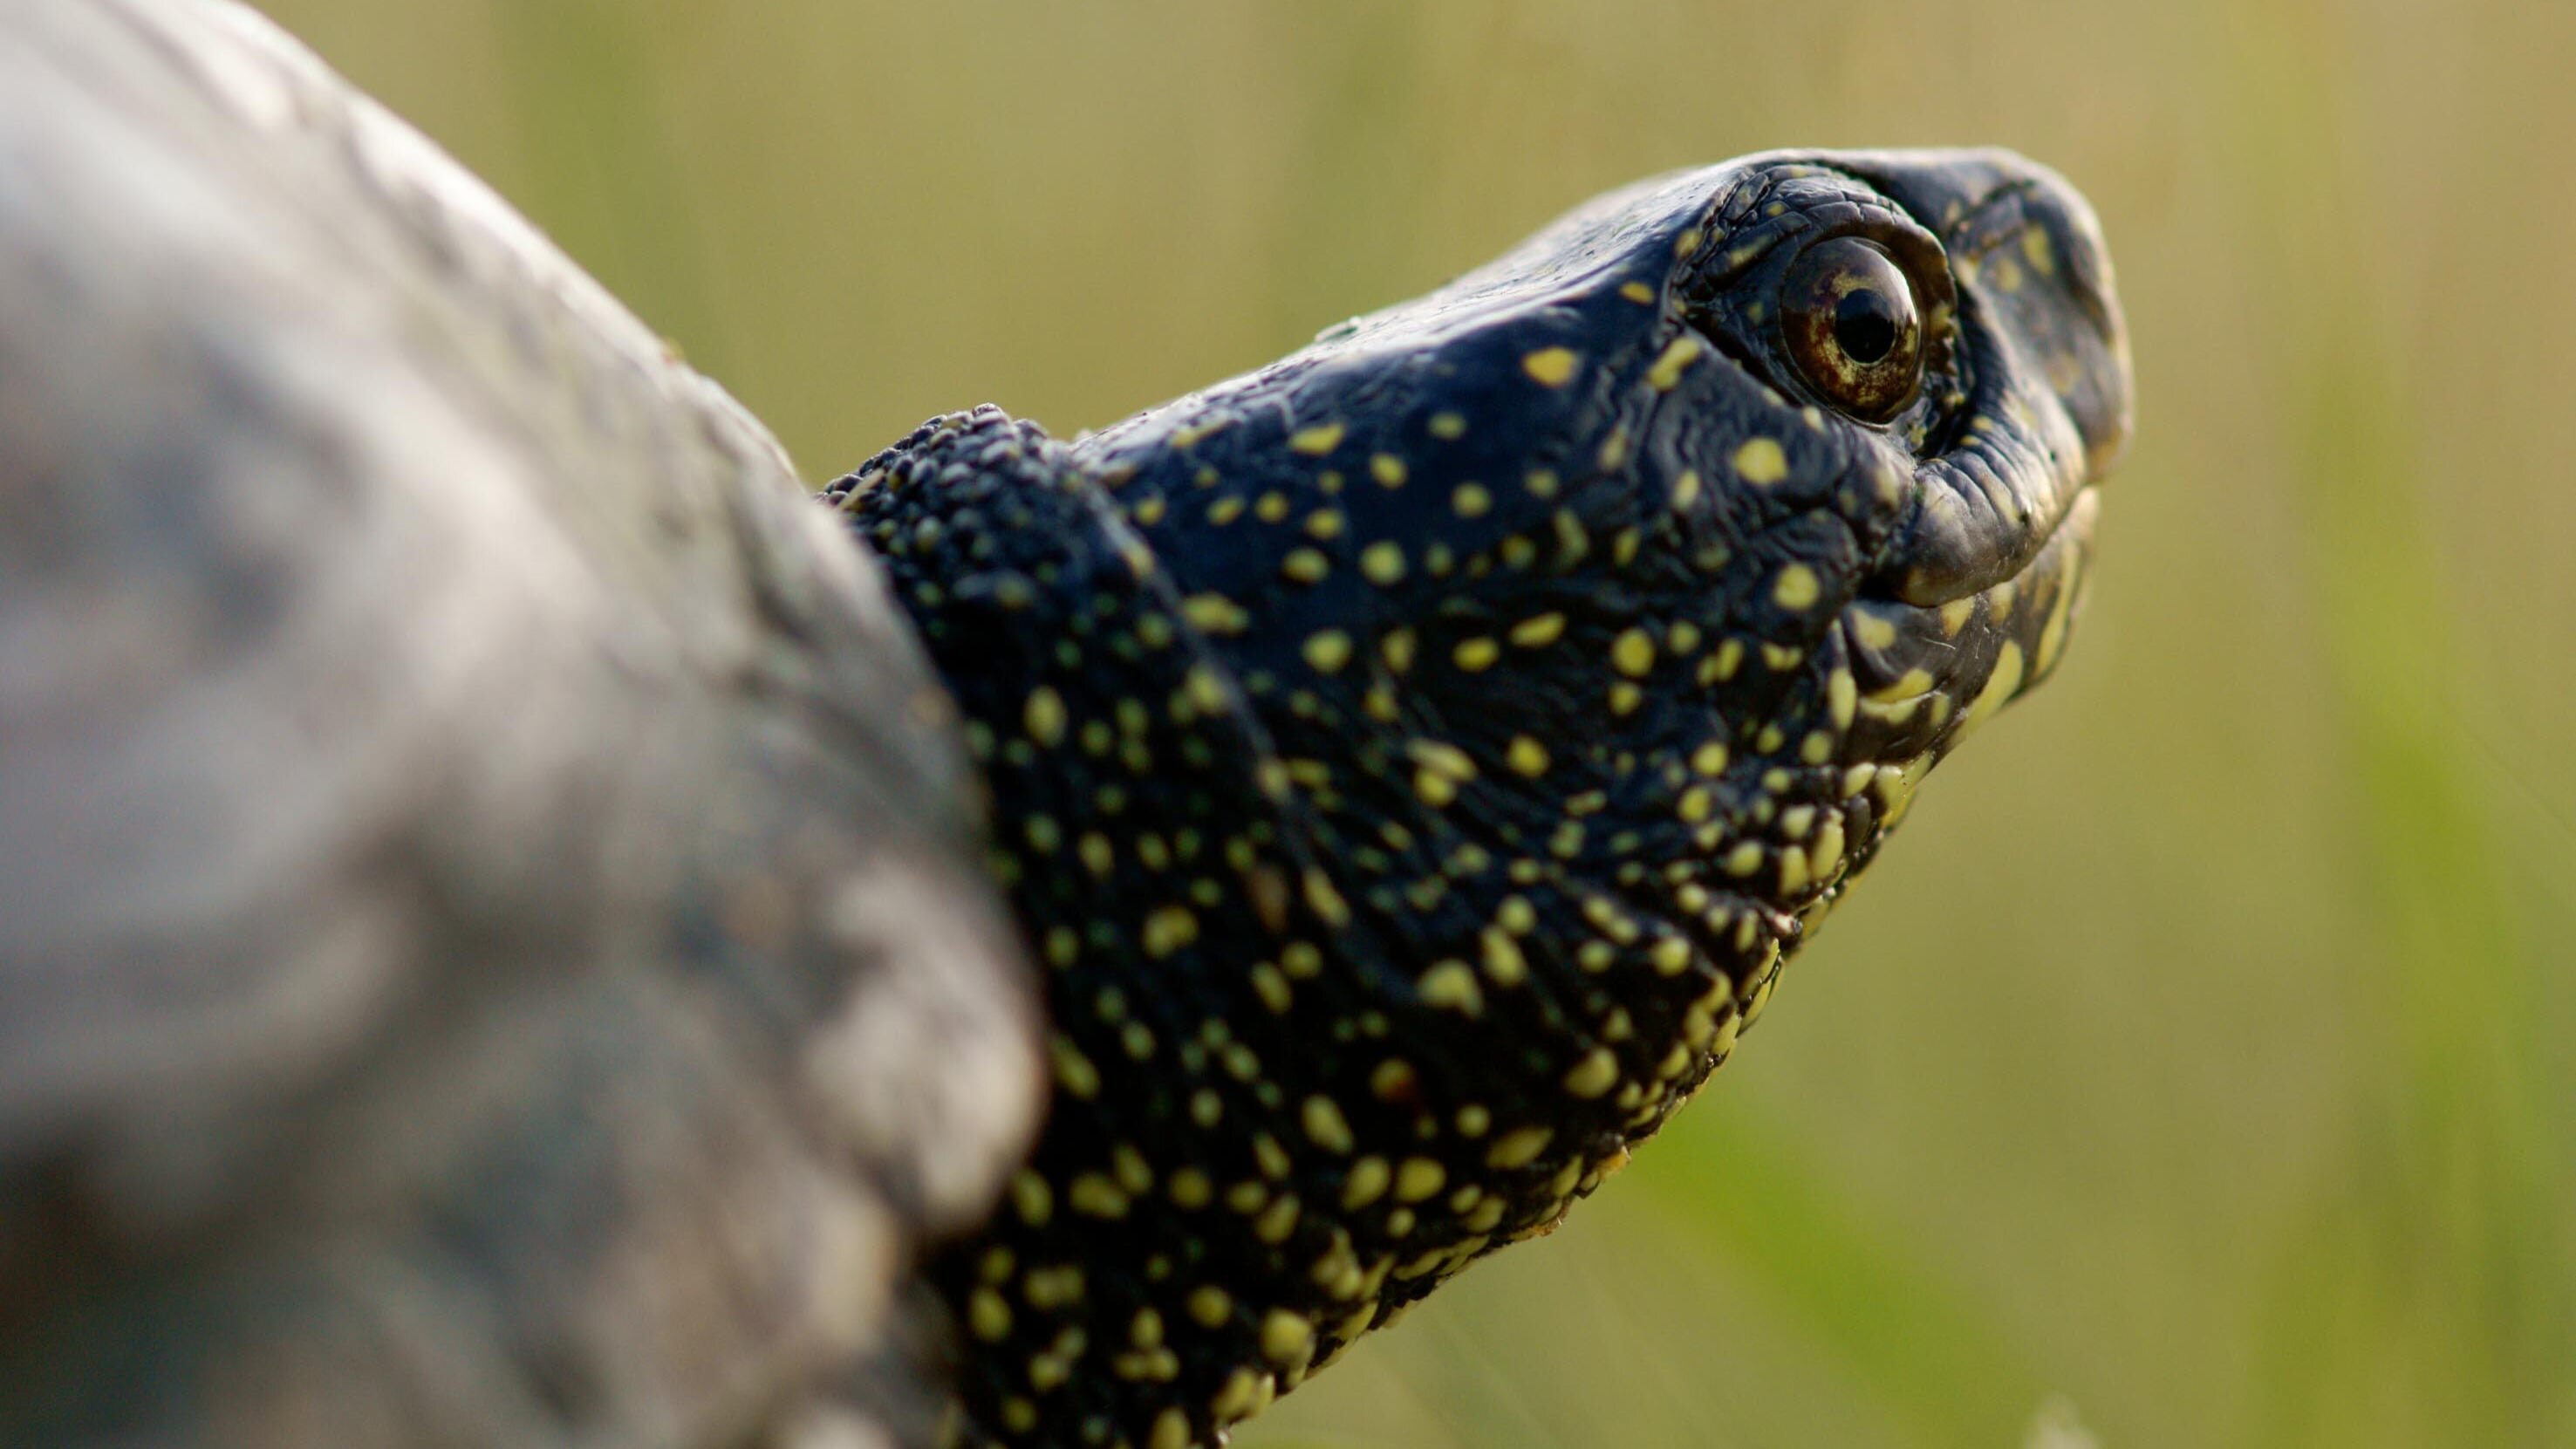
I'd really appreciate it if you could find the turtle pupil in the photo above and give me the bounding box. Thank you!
[1834,289,1902,365]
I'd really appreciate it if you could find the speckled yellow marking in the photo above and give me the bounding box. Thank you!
[1360,540,1407,584]
[1646,337,1700,391]
[1521,347,1580,386]
[970,1288,1012,1341]
[1417,960,1485,1015]
[1480,927,1528,985]
[1671,469,1703,509]
[1486,1125,1554,1169]
[1962,640,2027,731]
[1022,687,1067,747]
[1506,735,1550,776]
[1302,630,1354,673]
[1611,628,1657,677]
[1282,548,1329,584]
[1453,637,1500,672]
[1562,1048,1619,1098]
[1143,905,1199,958]
[1428,410,1467,440]
[1302,1095,1355,1153]
[1260,1309,1316,1369]
[1732,437,1788,485]
[1773,564,1821,610]
[1510,612,1566,648]
[1149,1409,1191,1449]
[1290,422,1346,455]
[1619,279,1657,304]
[1369,454,1408,488]
[1452,482,1492,518]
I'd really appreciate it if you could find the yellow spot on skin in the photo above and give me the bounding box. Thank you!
[1011,1172,1053,1226]
[1261,1309,1316,1368]
[1671,469,1703,509]
[1305,509,1345,540]
[1254,1194,1301,1243]
[1183,593,1248,634]
[1381,628,1417,673]
[1143,905,1199,958]
[1169,1168,1213,1208]
[1851,609,1898,649]
[1521,347,1580,386]
[1597,427,1630,469]
[1370,453,1408,486]
[1962,640,2027,731]
[1151,1409,1192,1449]
[1646,337,1700,391]
[1454,638,1500,672]
[1732,437,1788,485]
[2022,225,2057,277]
[1069,1172,1130,1218]
[1408,738,1477,782]
[1429,411,1468,440]
[1394,1157,1447,1202]
[1724,842,1765,878]
[1507,735,1550,776]
[1189,1285,1233,1329]
[1023,687,1067,746]
[1303,869,1351,927]
[1211,1368,1266,1422]
[1677,787,1713,824]
[1290,422,1346,455]
[1303,1096,1355,1153]
[1361,541,1406,584]
[1256,491,1290,523]
[1480,927,1527,985]
[1611,628,1657,678]
[1692,741,1729,775]
[1282,548,1329,584]
[1650,937,1693,974]
[1486,1125,1554,1169]
[1510,612,1566,647]
[1774,564,1821,610]
[1619,279,1657,304]
[1452,482,1492,518]
[1052,1038,1102,1099]
[1342,1156,1391,1209]
[970,1288,1012,1341]
[1562,1049,1619,1098]
[1002,1399,1038,1433]
[1302,630,1354,673]
[1418,960,1485,1015]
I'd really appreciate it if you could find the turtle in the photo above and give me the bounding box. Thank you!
[0,3,2133,1449]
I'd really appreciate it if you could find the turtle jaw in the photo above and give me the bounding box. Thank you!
[1835,483,2100,804]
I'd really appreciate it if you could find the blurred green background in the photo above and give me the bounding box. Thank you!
[250,2,2575,1446]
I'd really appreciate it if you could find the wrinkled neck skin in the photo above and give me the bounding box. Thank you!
[838,149,2126,1449]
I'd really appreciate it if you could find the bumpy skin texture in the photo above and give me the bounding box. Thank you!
[837,151,2132,1449]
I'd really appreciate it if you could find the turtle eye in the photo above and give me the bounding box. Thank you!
[1780,237,1925,423]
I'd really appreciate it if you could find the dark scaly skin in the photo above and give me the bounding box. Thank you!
[831,150,2131,1449]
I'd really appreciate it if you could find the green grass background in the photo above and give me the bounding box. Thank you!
[250,2,2576,1444]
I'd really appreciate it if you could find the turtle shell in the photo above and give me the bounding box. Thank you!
[0,3,1042,1446]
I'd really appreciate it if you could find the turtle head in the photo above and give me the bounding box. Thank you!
[1085,147,2131,1020]
[864,149,2129,1449]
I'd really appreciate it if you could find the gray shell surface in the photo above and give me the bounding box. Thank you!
[0,2,1040,1445]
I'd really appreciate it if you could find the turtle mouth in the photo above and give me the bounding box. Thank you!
[1835,482,2099,773]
